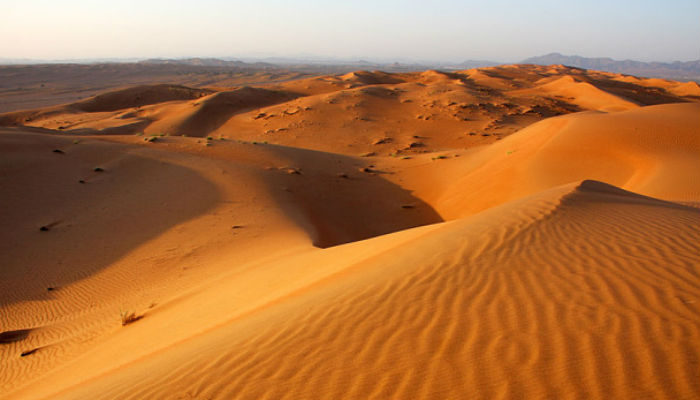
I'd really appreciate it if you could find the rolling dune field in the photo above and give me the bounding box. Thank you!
[1,64,698,399]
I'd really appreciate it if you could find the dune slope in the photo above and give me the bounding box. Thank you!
[417,102,700,218]
[10,181,698,400]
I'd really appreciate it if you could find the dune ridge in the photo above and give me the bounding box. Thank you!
[9,180,698,400]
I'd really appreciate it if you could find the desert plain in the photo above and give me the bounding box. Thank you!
[0,63,699,399]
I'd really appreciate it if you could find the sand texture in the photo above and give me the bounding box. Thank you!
[1,64,698,399]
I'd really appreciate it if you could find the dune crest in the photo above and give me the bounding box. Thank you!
[532,75,639,111]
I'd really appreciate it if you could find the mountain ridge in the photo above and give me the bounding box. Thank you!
[522,52,699,81]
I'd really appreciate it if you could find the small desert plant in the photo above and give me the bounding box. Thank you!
[93,167,104,172]
[73,139,80,144]
[431,155,447,160]
[206,136,213,141]
[120,310,140,326]
[145,136,158,143]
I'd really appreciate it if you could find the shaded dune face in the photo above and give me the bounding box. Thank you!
[0,132,222,307]
[252,144,445,248]
[0,64,698,400]
[174,87,300,137]
[71,84,214,112]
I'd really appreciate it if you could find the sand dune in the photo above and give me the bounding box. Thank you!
[2,64,695,154]
[6,180,698,399]
[528,75,639,111]
[155,87,299,136]
[72,84,214,113]
[340,70,404,86]
[414,102,700,218]
[1,64,699,399]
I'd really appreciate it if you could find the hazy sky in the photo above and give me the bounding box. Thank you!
[2,0,698,62]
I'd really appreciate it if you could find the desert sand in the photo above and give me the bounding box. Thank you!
[0,64,698,399]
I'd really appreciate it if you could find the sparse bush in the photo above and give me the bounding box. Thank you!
[120,310,140,326]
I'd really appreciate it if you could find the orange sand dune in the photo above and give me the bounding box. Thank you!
[402,102,700,219]
[527,75,639,111]
[1,64,695,156]
[5,180,698,400]
[0,84,212,126]
[1,65,699,399]
[614,75,700,98]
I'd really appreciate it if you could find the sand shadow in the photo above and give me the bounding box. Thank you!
[177,87,301,136]
[0,329,31,344]
[258,144,445,249]
[0,130,221,306]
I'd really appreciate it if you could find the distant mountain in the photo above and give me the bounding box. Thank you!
[450,60,501,69]
[0,58,37,64]
[138,57,436,73]
[139,58,268,67]
[522,53,700,82]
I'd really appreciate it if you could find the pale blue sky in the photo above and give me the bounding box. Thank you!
[1,0,698,62]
